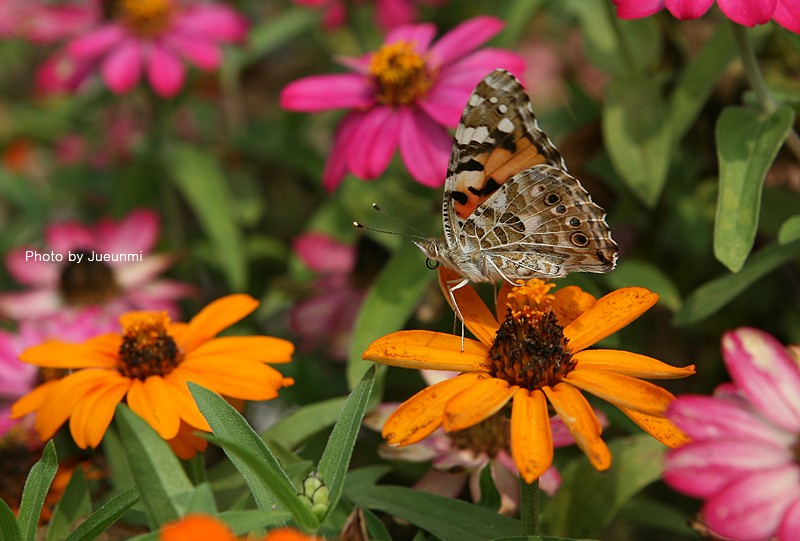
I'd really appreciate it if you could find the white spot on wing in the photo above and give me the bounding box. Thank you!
[498,104,508,114]
[472,126,490,143]
[458,126,475,144]
[498,118,514,133]
[489,96,498,104]
[469,94,483,107]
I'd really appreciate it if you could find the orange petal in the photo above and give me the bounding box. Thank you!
[188,336,294,364]
[362,330,491,372]
[160,376,211,431]
[20,334,121,369]
[565,368,674,416]
[383,372,484,447]
[69,376,131,448]
[167,421,209,460]
[176,358,285,400]
[438,267,499,347]
[563,287,658,352]
[443,377,518,431]
[510,389,553,484]
[496,281,516,322]
[177,294,259,353]
[543,383,611,471]
[10,380,59,418]
[553,286,596,327]
[127,377,181,440]
[161,515,235,541]
[619,406,690,448]
[573,350,696,379]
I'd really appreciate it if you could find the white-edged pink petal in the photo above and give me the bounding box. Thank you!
[778,497,800,541]
[67,23,126,59]
[471,461,521,514]
[101,39,143,95]
[96,208,160,256]
[774,0,800,34]
[664,0,717,19]
[703,466,800,541]
[384,22,436,53]
[664,440,793,498]
[5,247,60,286]
[114,254,174,286]
[397,107,451,187]
[45,222,95,253]
[133,279,198,301]
[322,110,366,192]
[716,0,777,26]
[722,328,800,433]
[428,16,505,68]
[164,32,221,70]
[293,232,355,274]
[0,290,63,320]
[613,0,667,18]
[538,465,562,497]
[280,73,375,112]
[147,42,185,98]
[346,106,400,179]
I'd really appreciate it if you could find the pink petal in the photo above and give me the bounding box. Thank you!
[35,49,96,95]
[664,0,718,19]
[667,395,795,447]
[716,0,777,26]
[413,470,467,498]
[774,0,800,34]
[613,0,667,18]
[172,4,248,43]
[346,106,400,179]
[164,33,221,70]
[293,232,356,274]
[375,0,416,30]
[5,247,60,286]
[321,1,347,30]
[97,209,160,256]
[778,497,800,541]
[322,110,367,192]
[470,462,521,515]
[45,222,95,253]
[280,73,375,112]
[67,24,127,59]
[664,440,792,498]
[538,466,562,497]
[101,40,143,95]
[135,279,198,301]
[703,466,800,541]
[417,83,472,129]
[147,42,186,98]
[438,48,527,88]
[428,16,505,69]
[384,22,436,53]
[397,107,451,187]
[114,254,174,286]
[0,290,62,320]
[722,328,800,433]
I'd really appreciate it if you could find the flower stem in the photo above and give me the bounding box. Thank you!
[731,21,800,162]
[519,477,539,536]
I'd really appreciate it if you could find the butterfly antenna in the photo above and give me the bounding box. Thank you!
[371,204,429,238]
[353,221,426,240]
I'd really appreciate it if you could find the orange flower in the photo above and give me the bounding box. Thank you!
[160,514,321,541]
[11,294,294,459]
[362,268,695,483]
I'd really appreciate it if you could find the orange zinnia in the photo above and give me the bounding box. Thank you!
[160,514,321,541]
[11,294,294,459]
[362,268,695,483]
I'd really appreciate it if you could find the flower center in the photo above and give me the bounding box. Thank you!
[118,312,181,379]
[450,411,510,460]
[116,0,173,37]
[488,280,576,390]
[368,41,433,106]
[59,250,121,306]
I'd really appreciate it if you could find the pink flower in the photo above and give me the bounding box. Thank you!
[664,328,800,541]
[293,0,449,31]
[0,0,98,44]
[613,0,800,35]
[0,208,196,324]
[280,16,526,191]
[49,0,248,98]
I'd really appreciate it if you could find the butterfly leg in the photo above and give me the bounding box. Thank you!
[446,278,470,351]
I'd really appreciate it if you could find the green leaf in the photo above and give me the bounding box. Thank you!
[46,466,91,541]
[779,215,800,244]
[0,499,22,541]
[603,78,672,207]
[317,366,376,520]
[263,396,348,450]
[345,484,519,541]
[203,435,319,531]
[476,465,502,513]
[63,488,139,541]
[603,259,682,312]
[167,143,247,290]
[615,498,696,536]
[540,434,665,539]
[182,483,217,515]
[217,510,294,534]
[674,239,800,325]
[189,382,293,511]
[497,0,547,48]
[18,441,57,541]
[714,105,796,272]
[114,404,193,528]
[245,7,319,63]
[347,237,436,388]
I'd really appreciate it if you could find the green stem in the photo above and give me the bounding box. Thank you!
[731,21,800,162]
[519,476,539,536]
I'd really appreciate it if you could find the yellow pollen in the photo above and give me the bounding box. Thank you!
[506,279,556,323]
[118,311,181,379]
[117,0,174,37]
[368,41,433,106]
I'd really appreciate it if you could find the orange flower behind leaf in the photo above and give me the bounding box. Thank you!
[11,294,294,459]
[362,267,695,483]
[160,514,321,541]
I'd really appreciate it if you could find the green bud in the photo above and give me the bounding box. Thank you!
[298,470,329,520]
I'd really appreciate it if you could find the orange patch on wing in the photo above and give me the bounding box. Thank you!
[485,138,545,185]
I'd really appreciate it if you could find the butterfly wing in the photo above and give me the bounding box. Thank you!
[458,164,618,280]
[443,69,566,247]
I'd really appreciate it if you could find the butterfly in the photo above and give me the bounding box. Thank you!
[414,69,618,293]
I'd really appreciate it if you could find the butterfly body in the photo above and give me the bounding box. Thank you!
[418,69,618,284]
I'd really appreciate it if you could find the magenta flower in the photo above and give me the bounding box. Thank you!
[280,16,525,191]
[50,0,248,98]
[0,208,196,324]
[0,0,98,44]
[664,327,800,541]
[293,0,449,31]
[613,0,800,34]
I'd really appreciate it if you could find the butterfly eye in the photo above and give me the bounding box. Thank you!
[544,193,561,206]
[426,258,439,270]
[571,232,589,247]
